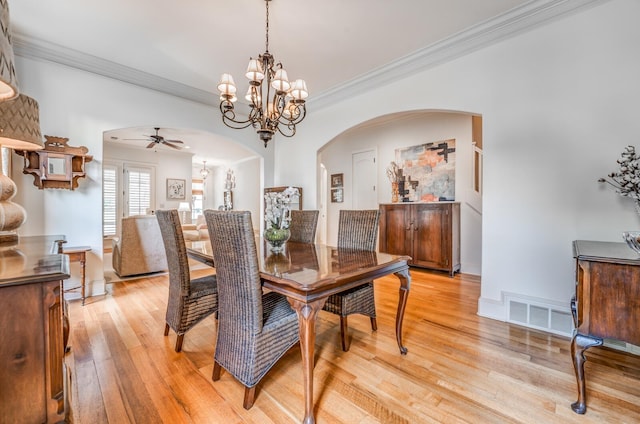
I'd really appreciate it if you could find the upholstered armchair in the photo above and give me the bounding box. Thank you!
[111,215,168,277]
[181,215,210,241]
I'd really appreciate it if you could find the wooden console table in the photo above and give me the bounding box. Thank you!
[55,240,91,305]
[0,235,71,422]
[571,240,640,414]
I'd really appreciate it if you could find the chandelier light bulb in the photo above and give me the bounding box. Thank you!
[271,68,290,93]
[289,79,309,101]
[217,73,237,96]
[245,59,265,82]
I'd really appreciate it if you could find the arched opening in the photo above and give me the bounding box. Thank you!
[317,109,482,276]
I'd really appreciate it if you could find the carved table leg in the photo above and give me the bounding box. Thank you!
[394,268,411,355]
[287,297,326,424]
[571,332,603,414]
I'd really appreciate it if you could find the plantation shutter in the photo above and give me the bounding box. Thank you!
[125,166,152,216]
[103,164,118,236]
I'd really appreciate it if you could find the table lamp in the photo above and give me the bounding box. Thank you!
[0,0,19,101]
[0,94,44,244]
[178,202,191,225]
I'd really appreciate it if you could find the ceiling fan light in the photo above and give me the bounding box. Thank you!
[245,59,265,82]
[217,73,237,95]
[271,68,290,92]
[289,79,308,101]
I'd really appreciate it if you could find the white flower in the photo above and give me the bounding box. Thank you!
[599,145,640,201]
[264,186,300,229]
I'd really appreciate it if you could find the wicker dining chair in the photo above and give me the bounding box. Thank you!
[155,209,218,352]
[289,209,319,243]
[323,209,381,351]
[204,210,300,409]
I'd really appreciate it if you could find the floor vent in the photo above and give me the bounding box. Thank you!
[506,296,572,337]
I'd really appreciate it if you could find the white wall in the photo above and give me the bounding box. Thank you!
[318,112,482,275]
[275,0,640,323]
[13,55,274,298]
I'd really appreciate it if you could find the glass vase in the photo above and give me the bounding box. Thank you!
[264,227,291,252]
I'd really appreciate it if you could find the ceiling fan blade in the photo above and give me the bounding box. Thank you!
[146,142,157,149]
[164,139,184,144]
[162,141,182,150]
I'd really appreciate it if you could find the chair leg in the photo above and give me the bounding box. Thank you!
[212,361,222,381]
[164,323,170,336]
[340,316,350,352]
[174,334,184,352]
[243,386,257,410]
[370,317,378,331]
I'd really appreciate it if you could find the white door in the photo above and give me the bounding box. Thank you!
[352,150,377,209]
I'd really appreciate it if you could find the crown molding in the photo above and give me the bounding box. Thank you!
[310,0,607,109]
[12,34,217,107]
[12,0,606,110]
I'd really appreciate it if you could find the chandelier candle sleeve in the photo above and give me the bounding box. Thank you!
[217,0,308,148]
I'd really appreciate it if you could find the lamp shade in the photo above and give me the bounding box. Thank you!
[0,94,43,151]
[178,202,191,212]
[0,0,18,101]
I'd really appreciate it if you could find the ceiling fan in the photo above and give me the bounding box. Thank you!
[126,127,184,150]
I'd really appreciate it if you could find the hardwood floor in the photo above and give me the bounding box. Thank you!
[65,267,640,423]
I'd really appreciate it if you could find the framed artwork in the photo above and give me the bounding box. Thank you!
[331,173,343,188]
[331,187,343,203]
[395,139,456,202]
[167,178,186,200]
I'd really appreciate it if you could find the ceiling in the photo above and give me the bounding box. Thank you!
[8,0,575,165]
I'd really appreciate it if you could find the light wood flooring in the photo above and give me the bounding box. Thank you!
[65,267,640,423]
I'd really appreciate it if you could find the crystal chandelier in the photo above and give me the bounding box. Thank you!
[217,0,308,148]
[200,160,209,180]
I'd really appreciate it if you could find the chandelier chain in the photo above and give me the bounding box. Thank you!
[265,0,269,53]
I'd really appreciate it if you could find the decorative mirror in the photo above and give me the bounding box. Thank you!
[16,135,93,190]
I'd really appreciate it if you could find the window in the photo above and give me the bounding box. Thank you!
[125,165,153,216]
[103,164,118,236]
[192,178,204,219]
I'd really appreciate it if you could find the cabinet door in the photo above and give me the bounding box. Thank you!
[412,204,450,269]
[379,204,412,255]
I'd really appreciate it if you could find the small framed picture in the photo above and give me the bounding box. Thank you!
[167,178,186,200]
[331,173,343,188]
[331,187,343,203]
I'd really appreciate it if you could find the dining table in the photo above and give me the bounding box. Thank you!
[186,238,411,424]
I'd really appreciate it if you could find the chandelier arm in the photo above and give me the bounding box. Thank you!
[276,122,297,138]
[276,103,307,126]
[220,104,256,129]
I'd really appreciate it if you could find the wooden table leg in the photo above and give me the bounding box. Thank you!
[394,268,411,355]
[287,298,326,424]
[79,252,86,306]
[571,332,603,414]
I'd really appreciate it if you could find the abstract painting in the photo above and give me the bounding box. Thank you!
[395,139,455,202]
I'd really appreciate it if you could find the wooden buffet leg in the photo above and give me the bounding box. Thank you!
[287,298,326,424]
[570,332,603,414]
[394,268,411,355]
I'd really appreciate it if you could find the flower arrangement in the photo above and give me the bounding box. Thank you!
[264,186,299,230]
[386,161,400,183]
[599,145,640,201]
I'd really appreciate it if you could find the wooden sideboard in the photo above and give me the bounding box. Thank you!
[379,202,460,275]
[571,240,640,414]
[0,236,71,423]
